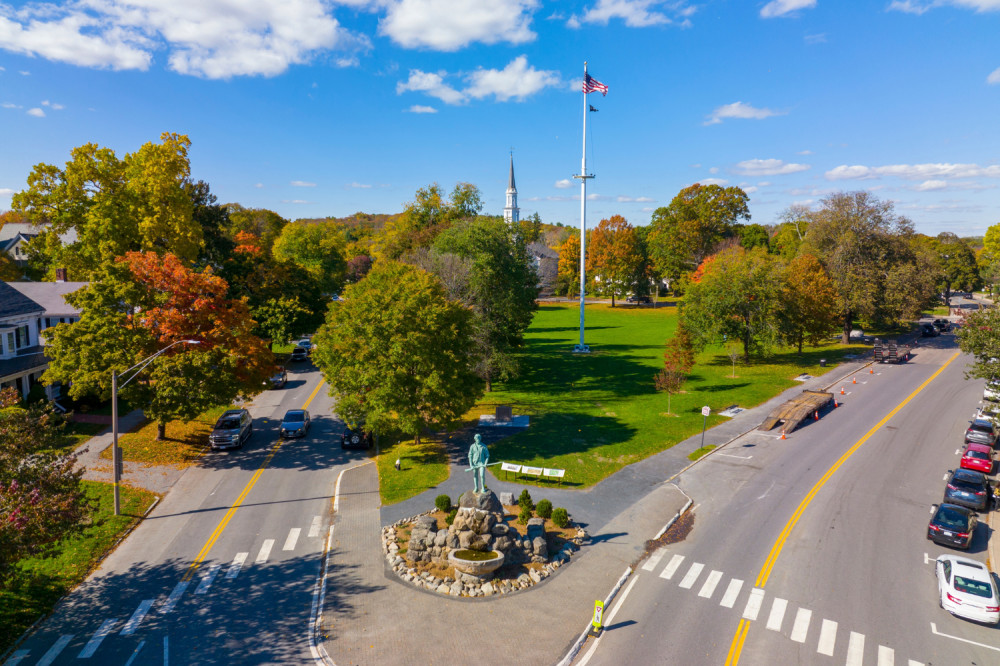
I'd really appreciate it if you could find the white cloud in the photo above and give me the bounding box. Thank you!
[379,0,537,51]
[825,162,1000,181]
[291,180,316,187]
[406,104,437,113]
[396,69,464,104]
[988,67,1000,85]
[1,102,21,109]
[253,183,264,189]
[571,0,690,28]
[804,33,826,44]
[697,178,728,186]
[0,1,370,79]
[760,0,817,19]
[709,166,719,174]
[555,179,573,188]
[40,100,64,109]
[733,159,810,176]
[0,187,14,195]
[704,101,784,125]
[348,182,372,188]
[890,1,1000,14]
[615,195,655,202]
[913,180,948,191]
[464,56,561,102]
[26,107,45,117]
[797,149,813,155]
[743,186,759,194]
[397,56,561,105]
[282,199,312,204]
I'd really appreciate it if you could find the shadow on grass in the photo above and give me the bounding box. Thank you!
[512,341,664,401]
[704,345,868,370]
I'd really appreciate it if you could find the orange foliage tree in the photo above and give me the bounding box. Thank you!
[586,215,643,307]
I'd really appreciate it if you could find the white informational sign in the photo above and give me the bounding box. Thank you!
[702,405,711,417]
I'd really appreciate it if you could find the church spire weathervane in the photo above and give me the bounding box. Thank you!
[504,151,519,225]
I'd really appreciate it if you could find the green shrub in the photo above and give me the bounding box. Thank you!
[518,504,533,525]
[445,508,458,525]
[435,494,452,513]
[536,499,553,519]
[551,507,569,528]
[518,489,534,511]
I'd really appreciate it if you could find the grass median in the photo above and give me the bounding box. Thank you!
[377,434,450,505]
[0,481,158,653]
[99,406,230,466]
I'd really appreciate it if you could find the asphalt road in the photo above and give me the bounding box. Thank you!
[578,333,1000,665]
[9,359,357,666]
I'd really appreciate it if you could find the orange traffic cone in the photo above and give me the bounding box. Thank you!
[814,410,819,421]
[834,398,839,408]
[840,387,845,395]
[852,376,857,384]
[780,429,786,440]
[869,368,874,375]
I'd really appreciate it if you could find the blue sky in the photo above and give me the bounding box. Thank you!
[1,0,999,236]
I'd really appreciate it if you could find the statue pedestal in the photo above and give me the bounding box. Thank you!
[458,490,503,514]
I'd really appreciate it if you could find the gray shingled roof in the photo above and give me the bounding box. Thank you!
[0,281,45,320]
[7,282,87,316]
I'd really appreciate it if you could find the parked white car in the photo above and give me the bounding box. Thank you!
[936,555,1000,625]
[986,381,1000,402]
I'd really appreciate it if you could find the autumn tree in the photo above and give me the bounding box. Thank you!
[519,212,543,244]
[432,216,539,390]
[226,205,289,255]
[312,261,483,444]
[0,402,87,581]
[43,252,273,440]
[376,183,483,260]
[800,191,932,343]
[779,254,839,353]
[586,215,643,307]
[654,320,696,415]
[345,254,373,283]
[12,132,202,279]
[682,246,784,362]
[556,234,582,297]
[646,184,750,282]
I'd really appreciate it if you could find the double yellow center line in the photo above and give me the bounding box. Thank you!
[182,380,326,582]
[725,351,960,665]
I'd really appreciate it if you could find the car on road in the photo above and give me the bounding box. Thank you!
[978,402,1000,423]
[943,468,992,511]
[279,409,311,438]
[296,339,313,353]
[210,409,253,450]
[965,418,997,447]
[927,503,978,549]
[269,367,287,389]
[933,318,951,332]
[290,346,308,362]
[960,443,993,474]
[935,555,1000,624]
[985,381,1000,402]
[341,424,374,449]
[920,323,939,337]
[626,294,651,304]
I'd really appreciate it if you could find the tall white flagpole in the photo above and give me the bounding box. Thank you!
[574,61,594,353]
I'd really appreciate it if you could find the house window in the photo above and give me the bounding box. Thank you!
[5,333,13,354]
[14,325,30,349]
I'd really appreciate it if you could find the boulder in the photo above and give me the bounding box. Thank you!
[529,568,542,583]
[532,536,548,559]
[445,531,460,549]
[499,491,515,506]
[526,518,545,541]
[450,581,463,596]
[482,582,495,596]
[493,536,512,552]
[437,583,450,595]
[490,523,509,536]
[458,490,504,514]
[433,531,448,547]
[458,530,475,549]
[414,514,437,530]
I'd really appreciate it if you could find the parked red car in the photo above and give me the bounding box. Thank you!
[961,442,994,474]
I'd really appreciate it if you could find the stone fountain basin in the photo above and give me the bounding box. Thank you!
[448,549,504,576]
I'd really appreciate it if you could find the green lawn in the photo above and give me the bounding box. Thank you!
[477,303,866,489]
[0,481,157,653]
[101,405,231,466]
[377,434,450,505]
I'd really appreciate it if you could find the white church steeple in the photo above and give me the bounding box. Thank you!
[503,153,519,225]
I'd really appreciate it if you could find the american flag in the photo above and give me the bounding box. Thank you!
[583,73,608,96]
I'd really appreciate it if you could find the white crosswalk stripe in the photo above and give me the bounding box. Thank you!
[742,588,765,621]
[878,645,894,666]
[308,515,322,538]
[35,635,72,666]
[697,570,723,598]
[642,548,667,572]
[77,618,118,659]
[256,539,275,564]
[195,563,222,594]
[283,528,301,551]
[765,598,787,632]
[160,581,189,614]
[227,552,248,579]
[817,619,837,656]
[4,649,29,666]
[660,554,685,580]
[120,599,154,635]
[790,607,812,643]
[846,631,865,666]
[719,578,743,608]
[678,562,704,589]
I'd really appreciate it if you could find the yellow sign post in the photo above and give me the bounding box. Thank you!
[589,599,604,636]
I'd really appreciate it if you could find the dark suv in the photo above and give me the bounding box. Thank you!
[944,469,992,511]
[965,418,997,447]
[927,503,977,549]
[341,425,373,449]
[210,409,253,450]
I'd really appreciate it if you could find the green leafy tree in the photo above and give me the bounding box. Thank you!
[226,205,289,255]
[779,254,839,353]
[519,212,543,244]
[43,252,273,440]
[934,232,980,299]
[312,261,483,444]
[272,220,348,295]
[738,223,771,250]
[586,215,644,307]
[647,184,750,282]
[432,217,539,391]
[376,183,483,260]
[682,246,784,362]
[958,306,1000,380]
[0,403,87,581]
[13,132,202,279]
[800,191,930,343]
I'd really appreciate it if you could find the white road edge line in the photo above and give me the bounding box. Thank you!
[930,622,1000,651]
[35,635,72,666]
[576,575,640,666]
[716,452,753,459]
[309,525,335,666]
[77,618,118,659]
[123,640,146,666]
[163,636,169,666]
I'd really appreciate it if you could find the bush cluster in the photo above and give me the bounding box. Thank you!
[435,494,452,513]
[518,489,534,511]
[535,499,552,519]
[551,507,569,528]
[517,504,533,525]
[445,508,458,525]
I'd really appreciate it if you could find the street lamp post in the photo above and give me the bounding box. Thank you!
[111,339,200,515]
